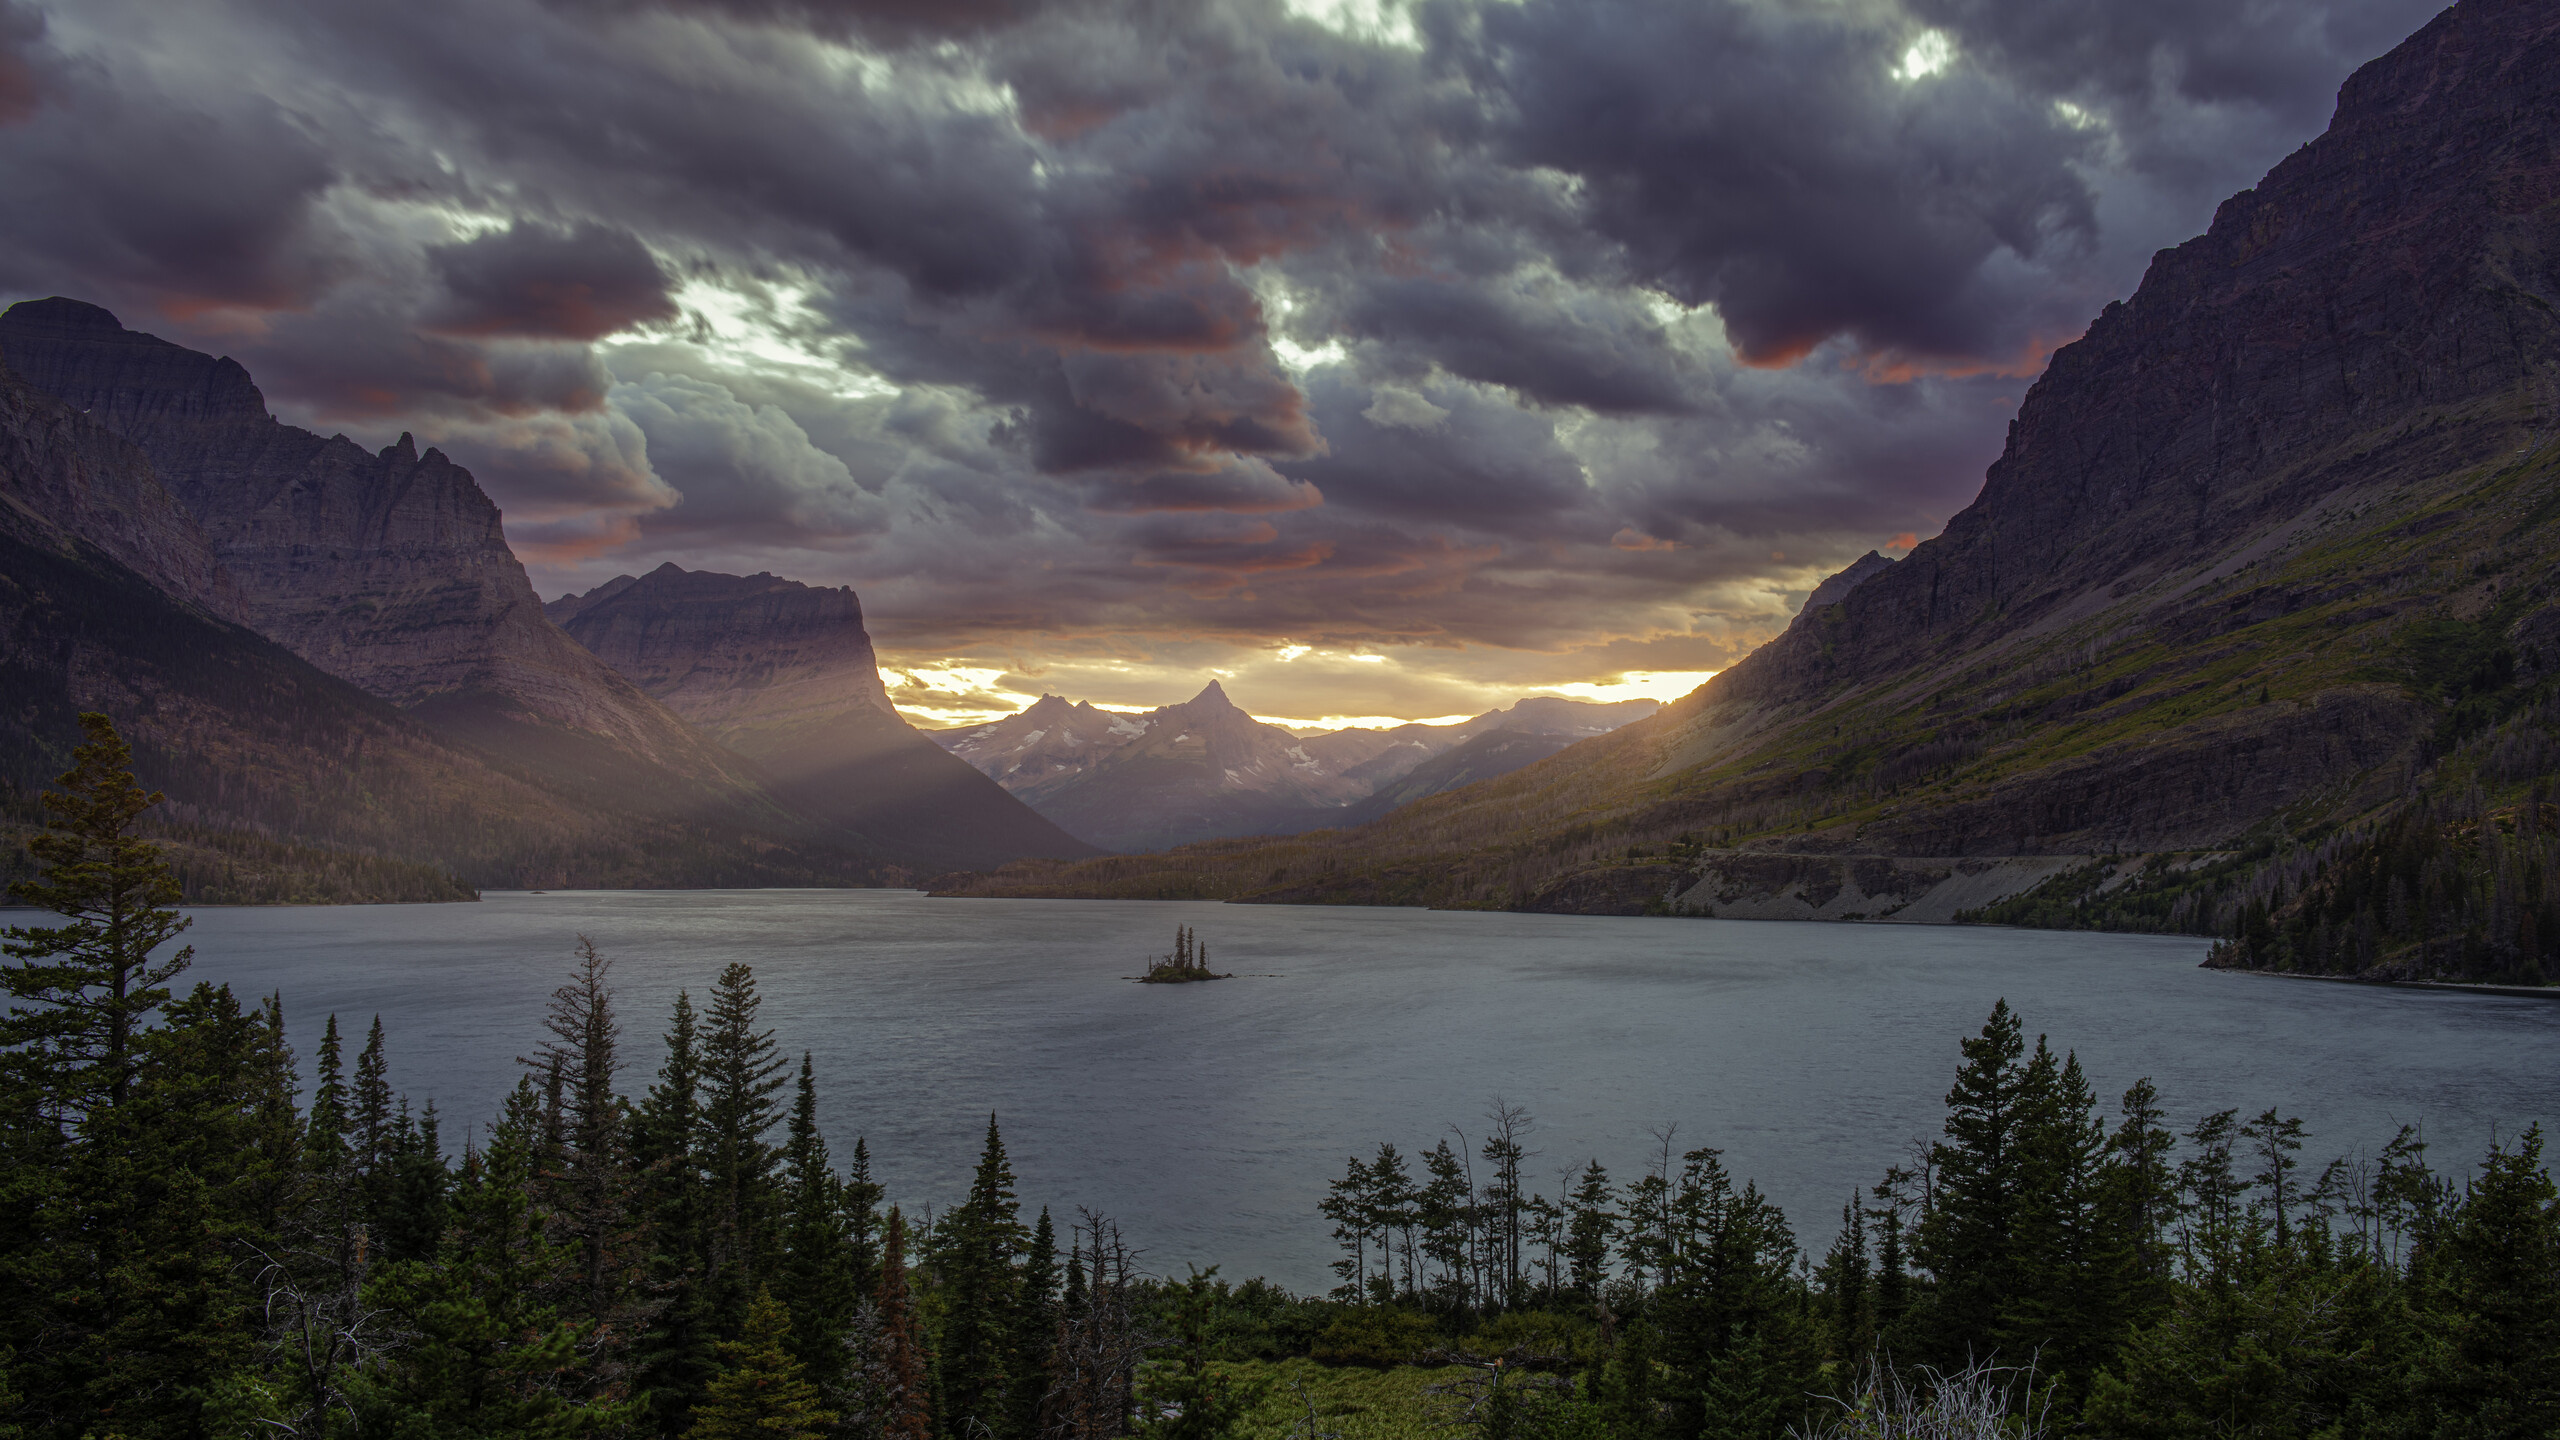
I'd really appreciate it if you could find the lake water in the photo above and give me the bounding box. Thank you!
[143,889,2560,1292]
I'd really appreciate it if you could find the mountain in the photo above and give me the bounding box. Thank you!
[0,359,891,899]
[934,0,2560,950]
[545,564,1094,869]
[936,687,1657,851]
[938,681,1364,852]
[0,297,755,798]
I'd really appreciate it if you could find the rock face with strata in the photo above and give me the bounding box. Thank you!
[548,564,1094,869]
[1733,0,2560,715]
[0,298,739,784]
[0,361,235,615]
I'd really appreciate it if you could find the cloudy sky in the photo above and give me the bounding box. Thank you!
[0,0,2443,727]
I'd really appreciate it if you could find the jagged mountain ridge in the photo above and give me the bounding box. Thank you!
[938,686,1657,851]
[547,564,1095,870]
[0,360,895,895]
[0,297,749,789]
[933,0,2560,916]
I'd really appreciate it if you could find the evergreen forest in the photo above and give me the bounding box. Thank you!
[4,715,2555,1440]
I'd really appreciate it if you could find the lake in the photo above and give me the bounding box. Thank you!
[152,889,2559,1292]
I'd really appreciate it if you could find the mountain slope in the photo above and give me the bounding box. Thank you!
[0,297,753,793]
[547,564,1095,869]
[0,362,893,896]
[934,0,2560,933]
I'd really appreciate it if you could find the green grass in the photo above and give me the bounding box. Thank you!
[1227,1359,1470,1440]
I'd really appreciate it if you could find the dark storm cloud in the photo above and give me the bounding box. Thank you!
[1466,0,2098,367]
[426,220,678,341]
[1910,0,2448,128]
[0,0,2458,669]
[0,12,337,311]
[558,0,1049,44]
[1326,274,1699,414]
[1277,370,1595,533]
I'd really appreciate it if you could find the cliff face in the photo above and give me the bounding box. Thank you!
[0,362,893,894]
[546,563,901,733]
[1733,0,2560,710]
[550,564,1096,869]
[936,0,2560,917]
[0,364,236,615]
[0,298,744,785]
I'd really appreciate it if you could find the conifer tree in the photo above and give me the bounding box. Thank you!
[2426,1125,2560,1436]
[940,1114,1028,1437]
[2100,1078,2179,1325]
[635,989,717,1432]
[2004,1044,2110,1395]
[776,1053,861,1388]
[700,963,789,1320]
[357,1076,622,1435]
[1868,1167,1913,1346]
[1819,1196,1872,1361]
[863,1207,935,1440]
[1563,1160,1618,1302]
[1008,1207,1062,1437]
[688,1291,835,1440]
[846,1133,884,1291]
[353,1015,394,1175]
[1914,999,2030,1362]
[3,712,194,1116]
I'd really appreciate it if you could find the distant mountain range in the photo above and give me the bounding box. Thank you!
[934,0,2560,964]
[935,684,1656,851]
[0,299,1089,894]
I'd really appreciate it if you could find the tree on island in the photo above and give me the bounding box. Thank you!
[1141,925,1228,983]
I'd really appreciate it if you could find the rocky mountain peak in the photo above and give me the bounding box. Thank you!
[1188,679,1236,711]
[0,297,733,782]
[1788,551,1894,632]
[548,562,893,733]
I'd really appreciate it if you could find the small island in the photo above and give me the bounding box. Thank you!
[1139,924,1230,983]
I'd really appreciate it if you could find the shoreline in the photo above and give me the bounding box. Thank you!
[2212,966,2560,1001]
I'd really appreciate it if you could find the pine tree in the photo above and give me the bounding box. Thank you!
[2424,1125,2560,1438]
[699,963,789,1321]
[776,1053,861,1389]
[1651,1147,1816,1440]
[2,712,195,1115]
[1563,1159,1618,1303]
[864,1207,935,1440]
[688,1291,836,1440]
[1009,1207,1062,1437]
[1819,1196,1871,1362]
[353,1015,394,1175]
[940,1114,1028,1437]
[1914,999,2030,1363]
[635,989,717,1432]
[2003,1044,2110,1396]
[2099,1078,2179,1327]
[525,937,649,1398]
[359,1076,623,1436]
